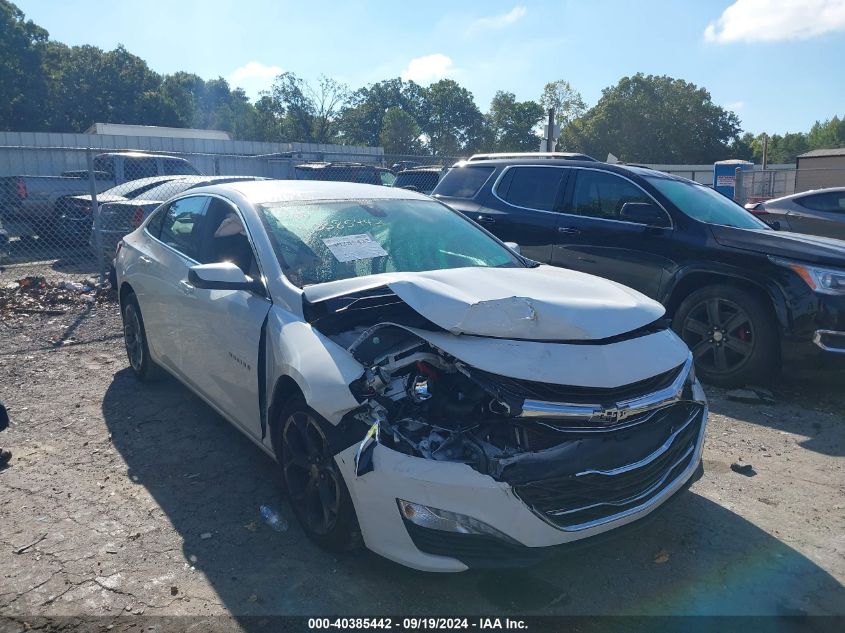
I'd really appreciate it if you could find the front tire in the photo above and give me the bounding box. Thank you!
[673,284,779,387]
[276,398,360,552]
[121,293,164,382]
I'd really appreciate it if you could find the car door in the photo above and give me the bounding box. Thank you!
[552,169,675,298]
[474,165,570,263]
[133,195,209,373]
[787,192,845,240]
[179,196,272,438]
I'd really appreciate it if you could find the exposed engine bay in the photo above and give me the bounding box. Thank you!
[329,321,701,486]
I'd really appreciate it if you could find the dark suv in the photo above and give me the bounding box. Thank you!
[432,158,845,386]
[294,162,395,187]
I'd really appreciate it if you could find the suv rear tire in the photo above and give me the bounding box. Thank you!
[673,284,778,387]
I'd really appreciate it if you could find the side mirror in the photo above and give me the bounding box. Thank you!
[188,262,265,295]
[620,202,670,228]
[503,241,522,255]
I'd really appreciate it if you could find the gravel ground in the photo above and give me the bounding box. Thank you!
[0,277,843,623]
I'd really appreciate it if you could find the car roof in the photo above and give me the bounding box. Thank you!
[766,187,845,204]
[194,179,433,204]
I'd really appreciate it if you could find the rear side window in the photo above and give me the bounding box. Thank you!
[495,166,568,211]
[433,166,495,199]
[123,157,158,181]
[93,156,116,179]
[797,192,845,213]
[572,171,651,221]
[163,158,198,176]
[156,196,208,259]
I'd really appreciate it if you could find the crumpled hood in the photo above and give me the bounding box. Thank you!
[711,225,845,266]
[304,265,665,341]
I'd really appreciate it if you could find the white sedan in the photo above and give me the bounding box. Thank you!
[115,180,708,572]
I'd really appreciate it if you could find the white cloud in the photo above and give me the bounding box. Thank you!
[400,54,455,83]
[228,61,284,84]
[468,6,527,33]
[704,0,845,43]
[726,100,745,111]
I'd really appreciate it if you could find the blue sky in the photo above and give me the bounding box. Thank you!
[16,0,845,135]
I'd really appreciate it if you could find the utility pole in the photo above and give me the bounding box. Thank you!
[546,108,555,152]
[762,133,769,170]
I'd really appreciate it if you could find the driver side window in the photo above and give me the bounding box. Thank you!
[158,196,208,260]
[572,171,651,222]
[196,198,259,277]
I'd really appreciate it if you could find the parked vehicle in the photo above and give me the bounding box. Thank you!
[59,176,191,243]
[91,176,266,258]
[392,166,445,194]
[432,158,845,386]
[390,160,423,173]
[0,152,200,241]
[745,187,845,240]
[294,162,396,186]
[115,180,707,571]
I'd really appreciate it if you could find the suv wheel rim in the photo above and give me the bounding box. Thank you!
[282,411,340,536]
[123,304,143,372]
[682,297,754,374]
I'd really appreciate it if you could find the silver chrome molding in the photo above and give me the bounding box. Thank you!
[518,353,694,425]
[813,329,845,354]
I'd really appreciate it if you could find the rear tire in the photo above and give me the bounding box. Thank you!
[673,284,779,387]
[121,293,164,382]
[275,397,360,552]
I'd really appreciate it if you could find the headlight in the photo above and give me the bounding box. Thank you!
[769,257,845,295]
[397,499,519,543]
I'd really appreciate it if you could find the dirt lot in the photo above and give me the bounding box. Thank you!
[0,268,844,623]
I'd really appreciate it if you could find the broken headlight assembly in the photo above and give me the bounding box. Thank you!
[397,499,520,543]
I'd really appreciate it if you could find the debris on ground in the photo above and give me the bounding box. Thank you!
[730,462,757,477]
[0,276,112,321]
[653,549,670,564]
[200,532,212,540]
[170,586,179,596]
[726,388,775,405]
[259,505,289,533]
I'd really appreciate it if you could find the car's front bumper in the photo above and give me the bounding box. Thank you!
[782,292,845,364]
[335,382,708,572]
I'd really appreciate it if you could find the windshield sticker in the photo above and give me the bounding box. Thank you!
[322,233,388,262]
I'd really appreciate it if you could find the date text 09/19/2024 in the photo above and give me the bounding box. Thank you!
[307,618,528,630]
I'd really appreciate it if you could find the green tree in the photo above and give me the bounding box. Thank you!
[379,107,421,155]
[539,79,586,129]
[562,73,741,163]
[266,72,349,143]
[421,79,486,156]
[339,78,427,147]
[0,0,49,130]
[485,91,544,152]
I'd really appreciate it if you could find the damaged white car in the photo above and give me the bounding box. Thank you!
[115,180,708,572]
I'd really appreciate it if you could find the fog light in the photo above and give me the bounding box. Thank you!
[397,499,519,544]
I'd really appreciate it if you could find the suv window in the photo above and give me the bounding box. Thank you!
[496,166,568,211]
[93,156,116,179]
[433,166,495,198]
[123,157,158,181]
[163,158,197,176]
[797,191,845,213]
[156,196,208,259]
[572,170,652,222]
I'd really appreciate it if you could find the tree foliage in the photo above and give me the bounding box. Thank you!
[1,1,842,162]
[486,91,545,152]
[561,74,742,163]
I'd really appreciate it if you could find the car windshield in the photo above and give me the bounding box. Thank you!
[259,198,522,288]
[645,175,770,230]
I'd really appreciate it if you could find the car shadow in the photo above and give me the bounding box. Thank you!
[102,369,845,621]
[704,371,845,458]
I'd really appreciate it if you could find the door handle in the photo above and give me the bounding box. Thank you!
[557,226,581,235]
[476,214,496,224]
[179,280,194,295]
[138,255,152,266]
